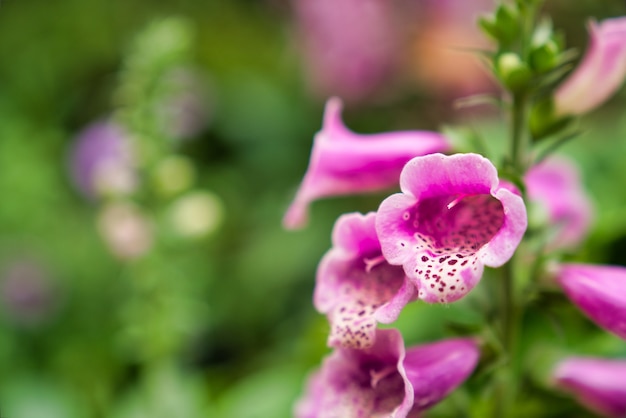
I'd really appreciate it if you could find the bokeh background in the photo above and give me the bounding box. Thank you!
[0,0,625,417]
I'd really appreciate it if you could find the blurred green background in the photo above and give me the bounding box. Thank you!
[0,0,624,417]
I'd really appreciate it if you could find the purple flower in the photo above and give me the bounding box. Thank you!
[315,212,416,349]
[295,328,479,418]
[553,357,626,417]
[376,153,527,303]
[293,0,402,102]
[525,156,593,251]
[69,121,137,199]
[283,98,450,229]
[555,17,626,116]
[555,263,626,340]
[0,259,58,327]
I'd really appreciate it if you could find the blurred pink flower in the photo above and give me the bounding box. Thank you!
[0,259,58,327]
[376,153,527,303]
[69,121,137,200]
[97,202,153,260]
[315,212,416,349]
[525,156,593,251]
[283,97,450,229]
[295,328,479,418]
[408,0,494,98]
[555,17,626,116]
[554,357,626,417]
[555,263,626,340]
[292,0,405,102]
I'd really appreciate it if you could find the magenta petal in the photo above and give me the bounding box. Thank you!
[403,338,480,412]
[294,328,414,418]
[525,156,593,251]
[555,17,626,116]
[376,153,527,303]
[556,263,626,340]
[283,97,450,229]
[315,212,416,348]
[554,357,626,417]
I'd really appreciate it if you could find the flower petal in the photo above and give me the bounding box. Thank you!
[404,338,480,412]
[315,212,415,348]
[283,98,450,229]
[555,17,626,116]
[376,153,527,303]
[554,357,626,417]
[294,328,413,418]
[556,263,626,340]
[525,156,593,251]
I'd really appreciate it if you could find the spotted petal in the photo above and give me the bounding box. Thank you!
[315,212,416,349]
[295,330,479,418]
[376,153,527,303]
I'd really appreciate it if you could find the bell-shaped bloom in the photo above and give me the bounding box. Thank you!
[69,121,137,200]
[283,98,450,229]
[553,357,626,417]
[292,0,403,102]
[315,212,416,349]
[376,153,527,303]
[525,156,593,251]
[555,17,626,116]
[295,328,479,418]
[555,263,626,340]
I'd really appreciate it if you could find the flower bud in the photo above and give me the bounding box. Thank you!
[553,357,626,417]
[555,263,626,340]
[555,17,626,116]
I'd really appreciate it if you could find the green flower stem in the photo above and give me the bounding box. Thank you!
[511,92,530,174]
[494,256,520,418]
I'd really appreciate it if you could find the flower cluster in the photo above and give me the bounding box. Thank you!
[285,98,527,416]
[285,7,626,417]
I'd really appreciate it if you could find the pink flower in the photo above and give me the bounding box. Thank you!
[376,153,527,303]
[295,328,479,418]
[69,121,137,200]
[555,263,626,340]
[553,357,626,417]
[408,0,494,98]
[292,0,402,102]
[555,17,626,116]
[525,156,593,251]
[283,98,450,229]
[315,212,416,349]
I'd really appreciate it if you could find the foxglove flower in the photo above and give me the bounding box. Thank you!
[376,153,527,303]
[525,156,593,251]
[553,357,626,417]
[555,263,626,340]
[293,0,402,102]
[69,121,137,200]
[315,212,416,349]
[555,17,626,116]
[0,259,58,327]
[283,98,450,229]
[409,0,494,97]
[295,328,479,418]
